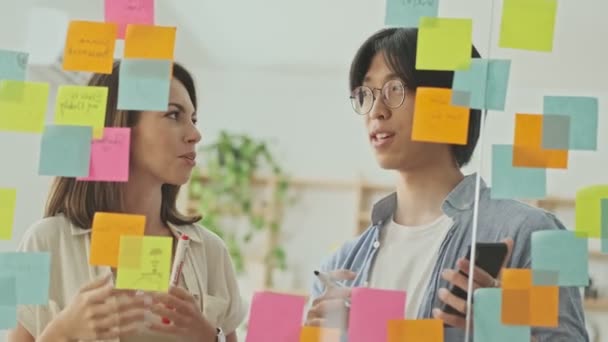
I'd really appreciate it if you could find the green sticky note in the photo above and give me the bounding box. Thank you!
[385,0,439,28]
[116,235,172,292]
[416,17,472,71]
[0,50,28,81]
[543,96,598,151]
[531,230,589,286]
[0,253,50,305]
[499,0,558,52]
[491,145,546,199]
[452,59,511,110]
[0,80,49,133]
[575,185,608,238]
[39,125,92,177]
[54,85,108,139]
[117,59,171,111]
[542,115,570,150]
[602,200,608,253]
[474,289,530,342]
[0,188,16,240]
[0,276,17,329]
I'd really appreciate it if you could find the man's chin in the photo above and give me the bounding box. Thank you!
[376,155,400,170]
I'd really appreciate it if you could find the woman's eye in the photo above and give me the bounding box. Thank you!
[167,111,179,119]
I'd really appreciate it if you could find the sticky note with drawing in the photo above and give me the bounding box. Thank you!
[0,49,28,82]
[78,127,131,182]
[104,0,155,39]
[384,0,439,28]
[124,24,176,60]
[62,21,117,74]
[0,80,49,133]
[0,188,17,240]
[89,212,146,267]
[54,85,109,139]
[115,235,172,292]
[412,87,470,144]
[38,125,93,177]
[0,252,50,305]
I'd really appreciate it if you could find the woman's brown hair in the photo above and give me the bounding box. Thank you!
[45,60,201,229]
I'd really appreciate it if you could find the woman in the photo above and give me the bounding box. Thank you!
[9,61,246,342]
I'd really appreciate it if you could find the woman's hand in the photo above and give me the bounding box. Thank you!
[305,269,356,330]
[149,286,217,342]
[433,238,514,328]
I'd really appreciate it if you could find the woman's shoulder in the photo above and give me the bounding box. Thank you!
[18,214,74,251]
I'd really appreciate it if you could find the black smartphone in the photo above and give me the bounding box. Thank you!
[441,242,508,317]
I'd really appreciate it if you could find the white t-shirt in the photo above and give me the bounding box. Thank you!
[369,214,453,319]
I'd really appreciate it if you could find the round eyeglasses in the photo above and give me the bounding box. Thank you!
[349,79,406,115]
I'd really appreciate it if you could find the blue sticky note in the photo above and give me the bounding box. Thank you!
[39,125,92,177]
[531,230,589,286]
[602,199,608,253]
[474,289,530,342]
[0,50,28,81]
[452,59,511,110]
[542,115,570,150]
[117,59,171,111]
[385,0,439,28]
[0,253,50,305]
[491,145,546,199]
[0,276,17,329]
[543,96,598,151]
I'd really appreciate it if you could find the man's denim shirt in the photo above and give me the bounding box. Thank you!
[310,174,589,342]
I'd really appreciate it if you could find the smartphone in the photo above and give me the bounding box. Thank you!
[441,242,508,317]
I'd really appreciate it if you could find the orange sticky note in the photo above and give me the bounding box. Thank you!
[89,212,145,267]
[513,114,568,169]
[387,319,443,342]
[299,326,341,342]
[530,286,559,327]
[501,269,559,327]
[412,87,470,145]
[124,24,176,60]
[63,21,117,74]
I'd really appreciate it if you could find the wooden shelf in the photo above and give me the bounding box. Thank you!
[584,298,608,312]
[589,251,608,261]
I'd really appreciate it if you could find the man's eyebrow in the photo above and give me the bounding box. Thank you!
[362,73,400,86]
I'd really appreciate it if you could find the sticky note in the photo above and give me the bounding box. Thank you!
[89,212,145,267]
[541,115,570,150]
[499,0,558,52]
[575,185,608,238]
[603,199,608,253]
[0,80,49,133]
[387,319,443,342]
[299,326,341,342]
[385,0,439,28]
[0,188,17,240]
[54,85,108,139]
[39,125,93,177]
[474,289,530,342]
[529,286,559,327]
[124,24,176,60]
[412,87,470,144]
[452,59,511,111]
[25,7,69,65]
[543,96,598,151]
[115,235,172,292]
[104,0,155,39]
[117,59,171,111]
[348,288,406,342]
[416,17,472,71]
[491,145,546,199]
[513,114,568,169]
[0,252,50,305]
[78,128,131,182]
[63,21,117,74]
[501,269,558,327]
[0,276,17,329]
[0,50,28,81]
[531,230,589,286]
[245,291,307,342]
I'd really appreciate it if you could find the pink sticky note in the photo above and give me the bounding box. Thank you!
[245,291,307,342]
[104,0,154,39]
[78,127,130,182]
[348,288,407,342]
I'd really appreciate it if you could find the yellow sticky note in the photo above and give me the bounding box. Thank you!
[63,21,117,74]
[299,326,341,342]
[0,80,49,133]
[0,188,17,240]
[116,235,172,292]
[387,319,443,342]
[54,86,108,139]
[416,17,473,71]
[89,212,145,267]
[499,0,558,52]
[575,185,608,238]
[124,24,176,60]
[412,87,470,144]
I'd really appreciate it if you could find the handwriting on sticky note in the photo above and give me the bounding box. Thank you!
[89,212,145,267]
[499,0,558,52]
[513,114,568,169]
[531,230,589,286]
[39,125,93,177]
[0,80,49,133]
[63,21,117,74]
[387,319,443,342]
[54,85,108,139]
[299,326,340,342]
[117,59,171,111]
[124,24,176,60]
[575,185,608,239]
[474,289,531,341]
[384,0,439,28]
[115,235,172,292]
[348,288,406,342]
[491,145,546,199]
[78,127,130,182]
[245,291,307,342]
[105,0,154,39]
[0,188,17,240]
[416,17,472,71]
[412,87,470,144]
[0,252,50,305]
[0,50,28,81]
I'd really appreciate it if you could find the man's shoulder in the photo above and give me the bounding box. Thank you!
[479,196,565,232]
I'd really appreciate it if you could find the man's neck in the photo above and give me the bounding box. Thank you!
[393,164,464,227]
[123,173,165,235]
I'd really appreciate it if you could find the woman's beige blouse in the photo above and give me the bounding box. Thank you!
[16,215,246,342]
